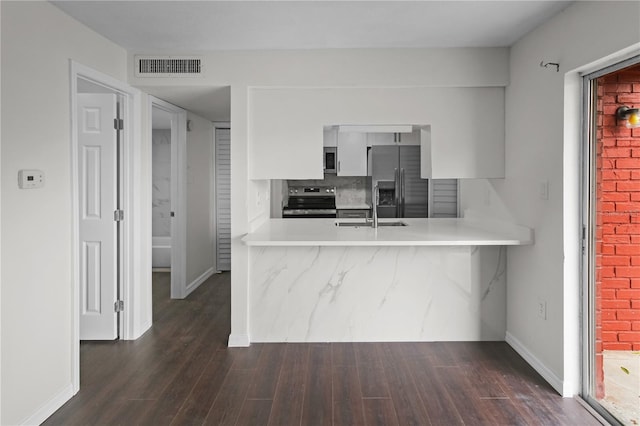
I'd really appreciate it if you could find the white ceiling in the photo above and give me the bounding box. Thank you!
[146,86,231,122]
[52,1,571,51]
[53,1,571,122]
[152,106,173,129]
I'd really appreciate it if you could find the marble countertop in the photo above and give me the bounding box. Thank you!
[242,218,534,246]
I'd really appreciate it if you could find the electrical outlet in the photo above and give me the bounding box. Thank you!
[537,299,547,320]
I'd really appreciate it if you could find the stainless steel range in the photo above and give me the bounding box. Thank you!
[283,186,336,218]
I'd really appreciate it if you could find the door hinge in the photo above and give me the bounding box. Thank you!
[114,210,124,222]
[114,118,124,130]
[114,300,124,313]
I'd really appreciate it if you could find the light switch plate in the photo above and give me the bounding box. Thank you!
[539,180,549,200]
[18,169,44,189]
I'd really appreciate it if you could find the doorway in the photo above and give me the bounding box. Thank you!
[583,57,640,425]
[151,107,173,273]
[70,61,143,393]
[148,97,187,299]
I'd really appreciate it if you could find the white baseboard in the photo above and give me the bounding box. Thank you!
[505,331,564,396]
[228,333,251,347]
[184,266,215,298]
[20,383,73,425]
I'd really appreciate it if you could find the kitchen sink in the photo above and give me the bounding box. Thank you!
[335,221,407,227]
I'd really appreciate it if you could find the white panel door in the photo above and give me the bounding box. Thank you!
[78,93,118,340]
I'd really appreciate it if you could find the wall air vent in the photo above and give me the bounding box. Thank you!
[135,56,203,77]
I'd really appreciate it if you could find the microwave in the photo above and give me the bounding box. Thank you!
[324,147,337,174]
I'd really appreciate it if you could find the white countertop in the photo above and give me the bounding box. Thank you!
[242,218,534,246]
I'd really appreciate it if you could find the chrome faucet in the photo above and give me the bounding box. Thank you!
[371,184,379,228]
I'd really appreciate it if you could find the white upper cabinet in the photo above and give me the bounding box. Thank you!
[323,126,338,147]
[366,131,419,146]
[337,132,367,176]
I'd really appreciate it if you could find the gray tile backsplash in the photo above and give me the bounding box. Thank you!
[152,129,171,236]
[287,174,371,206]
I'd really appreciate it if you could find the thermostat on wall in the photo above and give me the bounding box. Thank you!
[18,170,44,189]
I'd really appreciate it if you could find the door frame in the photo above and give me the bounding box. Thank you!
[580,54,640,422]
[149,97,188,298]
[70,61,142,393]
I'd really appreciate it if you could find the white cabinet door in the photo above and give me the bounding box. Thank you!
[398,130,420,145]
[420,127,433,178]
[337,132,367,176]
[323,126,338,147]
[367,131,420,146]
[366,133,395,146]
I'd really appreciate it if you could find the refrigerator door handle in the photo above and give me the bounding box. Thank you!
[400,168,406,217]
[394,167,400,217]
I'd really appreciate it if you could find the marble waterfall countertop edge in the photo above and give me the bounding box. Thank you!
[241,218,534,246]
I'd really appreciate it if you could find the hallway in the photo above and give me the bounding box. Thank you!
[44,272,599,425]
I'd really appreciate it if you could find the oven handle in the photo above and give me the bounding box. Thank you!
[283,209,337,216]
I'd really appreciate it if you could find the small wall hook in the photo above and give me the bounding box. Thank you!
[540,61,560,72]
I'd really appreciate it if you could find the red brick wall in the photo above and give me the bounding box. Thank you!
[595,67,640,398]
[596,68,640,353]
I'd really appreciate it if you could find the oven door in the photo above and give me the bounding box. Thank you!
[282,208,337,219]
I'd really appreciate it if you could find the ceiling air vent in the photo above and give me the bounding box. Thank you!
[135,56,203,77]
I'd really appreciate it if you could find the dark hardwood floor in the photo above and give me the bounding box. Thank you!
[44,272,600,426]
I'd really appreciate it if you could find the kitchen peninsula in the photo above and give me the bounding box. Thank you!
[242,217,533,343]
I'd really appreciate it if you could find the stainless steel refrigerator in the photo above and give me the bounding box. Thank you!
[371,145,428,218]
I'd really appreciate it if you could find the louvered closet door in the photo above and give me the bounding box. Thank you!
[430,179,459,218]
[215,128,231,271]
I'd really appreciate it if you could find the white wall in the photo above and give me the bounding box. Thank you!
[186,112,216,289]
[0,2,128,424]
[128,47,510,348]
[128,48,509,88]
[249,87,505,179]
[0,3,3,422]
[461,1,640,395]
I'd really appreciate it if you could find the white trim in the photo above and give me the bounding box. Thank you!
[70,61,144,393]
[564,43,640,403]
[19,384,73,426]
[228,333,251,347]
[149,97,188,299]
[505,332,565,396]
[185,267,215,297]
[0,3,3,420]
